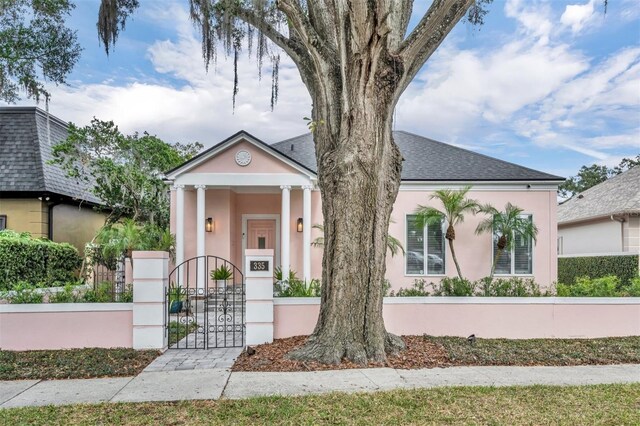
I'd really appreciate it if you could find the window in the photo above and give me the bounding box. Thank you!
[494,214,533,275]
[406,215,445,275]
[0,215,5,230]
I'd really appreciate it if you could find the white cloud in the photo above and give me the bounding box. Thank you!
[561,0,597,33]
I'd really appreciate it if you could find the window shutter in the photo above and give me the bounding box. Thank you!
[514,215,533,274]
[426,220,445,274]
[406,215,425,274]
[493,232,511,274]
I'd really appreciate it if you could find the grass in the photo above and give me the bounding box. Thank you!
[429,335,640,366]
[0,384,639,425]
[0,348,159,380]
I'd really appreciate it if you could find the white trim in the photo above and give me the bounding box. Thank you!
[242,214,281,273]
[274,297,321,305]
[175,173,313,187]
[166,133,316,179]
[0,303,133,313]
[399,182,561,191]
[272,297,640,305]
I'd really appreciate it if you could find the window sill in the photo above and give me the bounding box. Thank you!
[404,274,447,278]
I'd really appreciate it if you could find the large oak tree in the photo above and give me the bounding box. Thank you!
[97,0,490,364]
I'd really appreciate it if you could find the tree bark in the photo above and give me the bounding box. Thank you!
[448,238,464,279]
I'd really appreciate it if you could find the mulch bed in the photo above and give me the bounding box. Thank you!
[233,335,640,372]
[232,335,450,372]
[0,348,161,380]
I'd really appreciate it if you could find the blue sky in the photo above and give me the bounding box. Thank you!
[17,0,640,178]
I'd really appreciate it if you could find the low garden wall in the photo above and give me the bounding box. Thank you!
[0,304,133,351]
[273,297,640,339]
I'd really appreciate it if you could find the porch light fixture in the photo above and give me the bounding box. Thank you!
[206,217,214,232]
[297,218,303,232]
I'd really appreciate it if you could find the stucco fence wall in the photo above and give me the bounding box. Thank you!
[273,298,640,340]
[0,304,133,351]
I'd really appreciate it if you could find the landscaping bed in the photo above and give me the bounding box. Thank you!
[233,335,640,372]
[0,348,160,380]
[1,384,638,425]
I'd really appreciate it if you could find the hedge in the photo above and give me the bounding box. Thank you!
[558,254,639,287]
[0,230,82,290]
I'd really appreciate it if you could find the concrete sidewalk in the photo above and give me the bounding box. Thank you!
[1,364,639,408]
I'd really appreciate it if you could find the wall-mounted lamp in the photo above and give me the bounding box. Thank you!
[206,217,214,232]
[296,218,303,232]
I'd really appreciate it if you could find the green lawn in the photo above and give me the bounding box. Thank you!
[1,384,638,425]
[430,335,640,366]
[0,348,159,380]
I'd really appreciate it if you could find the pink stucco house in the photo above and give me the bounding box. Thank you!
[166,130,562,291]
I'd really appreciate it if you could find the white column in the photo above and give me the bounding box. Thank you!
[195,184,206,292]
[174,184,185,287]
[280,185,291,280]
[302,185,312,282]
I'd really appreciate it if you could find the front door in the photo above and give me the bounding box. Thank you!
[246,219,277,251]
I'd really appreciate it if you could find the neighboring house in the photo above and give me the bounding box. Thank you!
[0,107,106,255]
[557,166,640,256]
[166,130,563,290]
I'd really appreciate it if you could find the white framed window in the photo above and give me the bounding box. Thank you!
[494,214,533,275]
[405,214,445,275]
[0,215,6,230]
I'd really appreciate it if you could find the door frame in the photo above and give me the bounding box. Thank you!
[241,214,280,273]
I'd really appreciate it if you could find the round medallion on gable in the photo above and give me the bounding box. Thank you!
[235,150,252,166]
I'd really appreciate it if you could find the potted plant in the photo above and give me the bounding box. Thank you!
[168,283,185,314]
[211,265,233,290]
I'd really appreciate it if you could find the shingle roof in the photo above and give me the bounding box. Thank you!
[271,130,563,182]
[557,166,640,224]
[0,107,101,204]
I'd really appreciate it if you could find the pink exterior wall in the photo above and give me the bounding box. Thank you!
[273,299,640,339]
[0,306,133,350]
[169,137,557,289]
[386,189,557,289]
[189,140,300,174]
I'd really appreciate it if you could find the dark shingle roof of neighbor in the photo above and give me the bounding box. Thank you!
[557,166,640,224]
[271,130,563,182]
[0,107,101,204]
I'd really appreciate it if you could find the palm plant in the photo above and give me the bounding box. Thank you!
[96,218,145,260]
[414,186,479,279]
[311,223,405,257]
[475,202,539,280]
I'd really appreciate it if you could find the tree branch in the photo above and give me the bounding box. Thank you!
[276,0,336,61]
[395,0,474,95]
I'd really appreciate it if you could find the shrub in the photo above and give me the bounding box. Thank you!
[558,254,638,287]
[1,282,44,304]
[556,276,620,297]
[625,277,640,297]
[48,283,83,303]
[0,230,82,290]
[432,277,476,296]
[392,279,430,297]
[82,282,116,303]
[475,277,543,297]
[274,278,321,297]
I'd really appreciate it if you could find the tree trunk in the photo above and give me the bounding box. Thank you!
[448,238,464,279]
[289,47,406,365]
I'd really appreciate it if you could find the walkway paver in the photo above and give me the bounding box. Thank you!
[144,348,242,372]
[1,364,638,408]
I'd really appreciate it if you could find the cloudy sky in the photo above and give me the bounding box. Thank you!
[14,0,640,178]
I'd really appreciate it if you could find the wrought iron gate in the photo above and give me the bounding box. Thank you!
[166,256,245,349]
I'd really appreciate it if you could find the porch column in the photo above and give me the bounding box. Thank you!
[302,185,312,282]
[280,185,291,280]
[174,184,185,286]
[195,184,206,292]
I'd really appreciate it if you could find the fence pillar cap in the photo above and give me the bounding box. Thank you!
[132,251,169,259]
[245,249,274,257]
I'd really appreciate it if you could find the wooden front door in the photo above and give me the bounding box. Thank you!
[246,219,276,251]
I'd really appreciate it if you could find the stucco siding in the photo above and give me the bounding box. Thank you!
[51,204,106,255]
[558,218,623,255]
[0,198,48,237]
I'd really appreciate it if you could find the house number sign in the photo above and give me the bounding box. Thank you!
[249,260,269,272]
